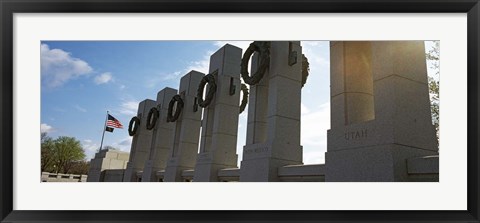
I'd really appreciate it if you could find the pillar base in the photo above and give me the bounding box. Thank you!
[325,144,438,182]
[142,160,160,182]
[193,152,238,182]
[239,143,302,182]
[164,157,194,182]
[123,163,141,182]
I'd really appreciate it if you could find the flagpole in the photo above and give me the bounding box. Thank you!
[99,110,109,152]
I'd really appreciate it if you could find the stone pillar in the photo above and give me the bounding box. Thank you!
[123,99,156,182]
[329,41,375,129]
[239,41,303,182]
[326,41,438,182]
[142,87,178,182]
[193,44,242,182]
[163,71,204,182]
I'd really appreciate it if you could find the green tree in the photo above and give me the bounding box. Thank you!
[52,136,86,173]
[426,41,439,140]
[41,134,87,174]
[41,133,55,172]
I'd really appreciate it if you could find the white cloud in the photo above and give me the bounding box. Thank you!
[299,102,330,165]
[145,71,181,89]
[301,103,310,115]
[73,104,87,112]
[119,100,139,116]
[94,72,113,85]
[301,102,330,146]
[147,52,212,88]
[160,71,182,82]
[186,52,211,74]
[303,151,326,164]
[111,137,133,152]
[40,123,54,133]
[147,41,248,89]
[150,41,251,88]
[41,44,93,87]
[83,142,98,152]
[302,41,329,70]
[81,139,99,160]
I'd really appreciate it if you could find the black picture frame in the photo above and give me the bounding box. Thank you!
[1,0,479,222]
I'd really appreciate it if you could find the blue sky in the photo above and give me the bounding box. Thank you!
[40,41,436,165]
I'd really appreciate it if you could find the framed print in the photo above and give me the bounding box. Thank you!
[1,0,479,222]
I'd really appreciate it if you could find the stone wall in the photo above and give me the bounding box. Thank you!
[87,149,130,182]
[41,172,87,182]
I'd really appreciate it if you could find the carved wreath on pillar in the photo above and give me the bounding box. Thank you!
[240,41,270,85]
[167,95,184,122]
[239,83,249,114]
[146,107,159,130]
[197,70,217,108]
[128,116,140,136]
[302,53,310,87]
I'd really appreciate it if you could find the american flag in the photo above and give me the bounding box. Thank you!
[106,114,123,129]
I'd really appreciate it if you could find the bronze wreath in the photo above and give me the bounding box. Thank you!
[197,71,217,108]
[239,84,249,114]
[240,41,270,85]
[301,53,310,88]
[167,95,184,122]
[146,107,159,130]
[128,116,140,136]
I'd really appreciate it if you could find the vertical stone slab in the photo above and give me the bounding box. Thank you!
[240,41,304,182]
[329,42,375,129]
[123,99,156,182]
[142,87,178,182]
[193,44,242,182]
[371,41,437,150]
[326,41,438,182]
[163,71,204,182]
[245,53,269,145]
[86,152,104,182]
